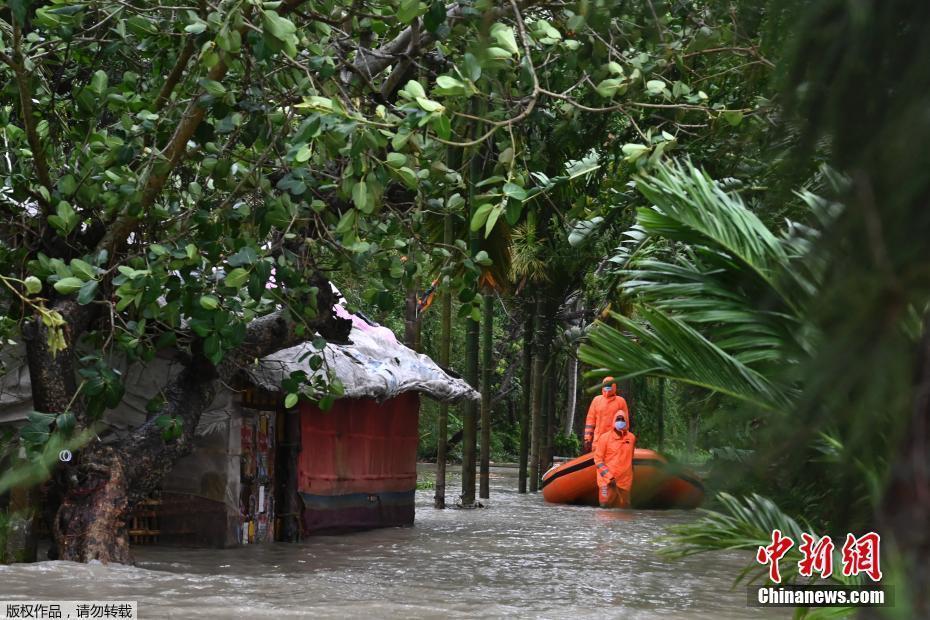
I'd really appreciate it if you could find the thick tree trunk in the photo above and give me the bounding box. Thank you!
[876,320,930,616]
[434,216,454,509]
[54,448,131,563]
[518,306,533,493]
[479,293,493,499]
[38,279,350,564]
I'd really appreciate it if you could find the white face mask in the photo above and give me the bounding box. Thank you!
[614,420,627,431]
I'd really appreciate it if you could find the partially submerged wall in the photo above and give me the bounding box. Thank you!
[298,393,419,533]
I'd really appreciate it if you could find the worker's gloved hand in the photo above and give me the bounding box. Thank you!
[583,441,592,453]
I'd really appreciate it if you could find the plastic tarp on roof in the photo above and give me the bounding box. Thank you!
[247,323,478,404]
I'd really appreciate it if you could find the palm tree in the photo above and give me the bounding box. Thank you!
[580,158,930,612]
[580,160,826,412]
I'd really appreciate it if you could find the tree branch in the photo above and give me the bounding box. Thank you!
[98,0,308,260]
[11,23,54,202]
[122,273,351,501]
[152,39,195,112]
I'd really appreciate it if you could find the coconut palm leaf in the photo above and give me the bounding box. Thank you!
[661,492,860,620]
[580,160,825,409]
[634,161,807,312]
[580,308,792,410]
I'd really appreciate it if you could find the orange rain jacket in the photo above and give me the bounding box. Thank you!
[594,411,636,493]
[583,390,630,449]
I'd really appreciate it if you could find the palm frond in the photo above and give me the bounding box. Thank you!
[579,309,791,411]
[634,159,810,313]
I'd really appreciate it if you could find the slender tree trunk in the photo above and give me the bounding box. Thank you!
[621,378,635,433]
[282,408,302,541]
[460,139,482,507]
[461,313,479,506]
[528,298,546,492]
[479,293,493,499]
[539,355,551,476]
[434,216,454,509]
[541,331,557,474]
[404,277,420,351]
[657,378,666,451]
[518,306,533,493]
[565,353,578,436]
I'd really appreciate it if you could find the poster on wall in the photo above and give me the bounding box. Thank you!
[240,411,275,544]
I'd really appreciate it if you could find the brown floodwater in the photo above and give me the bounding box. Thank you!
[0,466,783,618]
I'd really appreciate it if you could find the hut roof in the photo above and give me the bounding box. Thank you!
[247,304,477,403]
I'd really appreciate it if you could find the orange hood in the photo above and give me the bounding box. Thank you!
[613,410,629,435]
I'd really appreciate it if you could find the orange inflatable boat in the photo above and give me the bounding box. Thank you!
[541,448,704,509]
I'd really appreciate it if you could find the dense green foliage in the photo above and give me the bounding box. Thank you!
[1,0,926,609]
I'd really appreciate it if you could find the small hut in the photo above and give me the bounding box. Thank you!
[0,300,476,548]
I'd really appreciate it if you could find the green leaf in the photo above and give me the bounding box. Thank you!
[646,79,667,95]
[199,295,219,310]
[486,47,513,60]
[622,143,650,162]
[484,205,503,237]
[415,97,444,112]
[7,0,28,26]
[204,334,222,365]
[470,203,494,232]
[386,153,407,169]
[24,276,42,295]
[70,259,96,281]
[402,80,426,99]
[90,70,108,95]
[53,277,84,295]
[262,9,296,39]
[502,182,528,201]
[295,144,312,162]
[433,75,468,97]
[396,167,418,189]
[56,412,76,435]
[200,79,226,97]
[595,78,624,98]
[474,250,492,266]
[721,110,744,126]
[77,280,98,305]
[352,180,370,213]
[48,201,78,236]
[284,392,299,408]
[224,267,249,288]
[490,23,519,56]
[228,246,258,267]
[335,209,357,234]
[397,0,422,24]
[423,0,446,33]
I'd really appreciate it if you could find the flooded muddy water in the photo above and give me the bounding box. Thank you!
[0,466,782,618]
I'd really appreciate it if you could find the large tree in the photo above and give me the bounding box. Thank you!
[1,0,767,561]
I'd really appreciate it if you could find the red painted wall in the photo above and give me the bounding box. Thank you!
[297,393,419,496]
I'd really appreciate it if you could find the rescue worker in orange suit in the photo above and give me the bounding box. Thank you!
[594,410,636,508]
[582,377,630,453]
